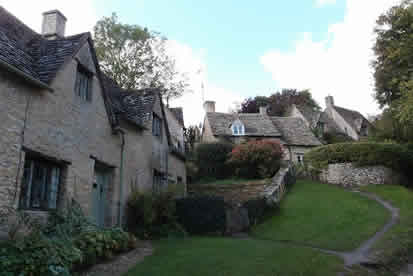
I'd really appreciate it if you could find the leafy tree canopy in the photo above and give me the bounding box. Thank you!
[94,13,189,104]
[239,89,320,116]
[372,0,413,139]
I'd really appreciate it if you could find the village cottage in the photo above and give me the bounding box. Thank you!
[287,96,372,141]
[0,7,186,230]
[201,101,321,163]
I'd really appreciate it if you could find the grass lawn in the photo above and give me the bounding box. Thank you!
[125,237,343,276]
[359,185,413,273]
[252,180,390,251]
[125,180,399,276]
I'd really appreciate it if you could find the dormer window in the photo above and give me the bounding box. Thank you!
[75,64,93,102]
[231,119,245,136]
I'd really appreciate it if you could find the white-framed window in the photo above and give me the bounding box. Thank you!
[231,120,245,136]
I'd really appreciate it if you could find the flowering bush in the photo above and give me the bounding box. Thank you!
[227,140,284,179]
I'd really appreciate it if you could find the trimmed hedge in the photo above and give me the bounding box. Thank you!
[195,142,234,180]
[176,196,227,235]
[304,142,413,184]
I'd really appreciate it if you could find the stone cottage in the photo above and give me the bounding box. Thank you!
[0,7,186,228]
[287,96,372,141]
[201,101,321,163]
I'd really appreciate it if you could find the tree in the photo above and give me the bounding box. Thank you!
[239,89,320,116]
[94,13,189,104]
[184,125,201,153]
[372,0,413,141]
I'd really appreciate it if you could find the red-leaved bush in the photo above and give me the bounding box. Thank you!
[227,140,284,179]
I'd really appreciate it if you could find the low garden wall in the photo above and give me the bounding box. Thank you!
[319,163,407,187]
[185,162,296,234]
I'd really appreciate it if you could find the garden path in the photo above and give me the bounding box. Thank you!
[77,241,153,276]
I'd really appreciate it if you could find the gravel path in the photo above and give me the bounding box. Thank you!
[76,241,153,276]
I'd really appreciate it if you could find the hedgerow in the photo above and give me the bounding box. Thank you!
[304,142,413,184]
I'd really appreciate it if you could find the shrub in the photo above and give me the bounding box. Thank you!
[195,142,234,180]
[175,196,227,235]
[0,232,79,276]
[304,142,413,184]
[74,228,133,266]
[227,140,284,179]
[126,191,185,239]
[242,198,276,226]
[0,201,137,275]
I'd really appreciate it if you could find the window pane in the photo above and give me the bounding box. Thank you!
[48,167,60,209]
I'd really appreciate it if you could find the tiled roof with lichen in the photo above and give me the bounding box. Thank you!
[102,75,158,129]
[0,6,87,86]
[206,112,282,137]
[270,117,322,146]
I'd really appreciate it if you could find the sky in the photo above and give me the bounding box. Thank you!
[0,0,402,126]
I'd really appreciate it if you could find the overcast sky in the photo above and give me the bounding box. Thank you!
[0,0,402,126]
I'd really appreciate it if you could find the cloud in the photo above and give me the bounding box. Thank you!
[316,0,337,6]
[0,0,97,35]
[261,0,400,116]
[167,40,243,126]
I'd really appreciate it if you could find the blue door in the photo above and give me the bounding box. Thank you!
[92,166,109,227]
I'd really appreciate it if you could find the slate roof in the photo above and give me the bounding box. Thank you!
[102,75,158,129]
[169,107,184,126]
[0,6,88,86]
[206,112,282,137]
[270,117,322,146]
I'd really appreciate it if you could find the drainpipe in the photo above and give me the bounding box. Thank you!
[115,127,126,228]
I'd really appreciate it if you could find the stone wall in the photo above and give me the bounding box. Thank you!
[188,180,269,205]
[262,163,296,206]
[319,163,407,187]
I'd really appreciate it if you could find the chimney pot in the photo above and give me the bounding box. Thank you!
[42,10,67,39]
[203,101,216,113]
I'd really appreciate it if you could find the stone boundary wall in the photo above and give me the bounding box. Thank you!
[319,163,407,187]
[262,164,295,206]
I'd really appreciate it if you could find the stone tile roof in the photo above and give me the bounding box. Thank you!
[319,111,342,134]
[102,75,158,129]
[0,6,87,86]
[270,117,322,146]
[169,107,184,126]
[295,104,321,128]
[206,112,282,137]
[333,105,368,134]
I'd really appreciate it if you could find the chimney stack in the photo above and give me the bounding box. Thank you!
[259,106,268,115]
[203,101,216,113]
[42,10,67,39]
[325,95,334,108]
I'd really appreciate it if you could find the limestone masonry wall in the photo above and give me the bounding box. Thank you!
[319,163,407,187]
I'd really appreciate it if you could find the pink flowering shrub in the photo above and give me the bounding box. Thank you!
[227,140,284,179]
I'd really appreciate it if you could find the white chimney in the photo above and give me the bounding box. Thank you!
[203,101,216,113]
[42,10,67,39]
[259,106,268,115]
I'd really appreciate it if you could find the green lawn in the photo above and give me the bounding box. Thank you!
[252,180,390,251]
[125,237,343,276]
[125,180,399,276]
[359,185,413,272]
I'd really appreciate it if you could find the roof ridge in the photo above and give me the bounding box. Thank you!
[0,6,40,38]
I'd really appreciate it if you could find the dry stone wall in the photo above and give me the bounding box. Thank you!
[319,163,407,187]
